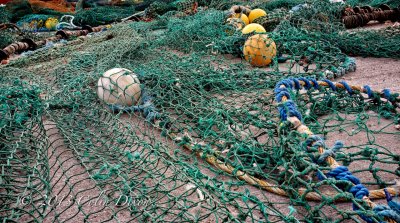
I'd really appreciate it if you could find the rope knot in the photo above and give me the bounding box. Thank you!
[317,141,343,163]
[277,100,302,121]
[384,188,400,214]
[327,166,361,185]
[304,135,324,148]
[349,184,369,199]
[373,205,400,222]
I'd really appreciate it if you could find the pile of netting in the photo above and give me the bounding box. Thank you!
[0,0,400,222]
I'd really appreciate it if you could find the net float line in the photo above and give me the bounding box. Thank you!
[139,79,400,202]
[275,78,399,222]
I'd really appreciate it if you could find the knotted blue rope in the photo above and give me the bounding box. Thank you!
[384,189,400,214]
[275,88,290,102]
[109,88,160,122]
[326,166,374,222]
[277,100,302,121]
[317,141,343,164]
[373,205,400,222]
[274,77,398,223]
[324,166,400,222]
[327,166,361,185]
[381,189,400,222]
[275,79,303,122]
[274,79,294,94]
[382,89,398,103]
[383,89,391,101]
[305,135,324,148]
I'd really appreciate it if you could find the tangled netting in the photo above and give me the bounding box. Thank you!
[0,0,400,222]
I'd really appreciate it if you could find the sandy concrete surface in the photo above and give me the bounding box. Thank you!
[339,57,400,92]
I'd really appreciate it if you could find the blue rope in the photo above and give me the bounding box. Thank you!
[275,89,291,103]
[327,166,361,185]
[276,79,294,89]
[298,77,312,90]
[278,100,302,121]
[322,79,337,91]
[383,89,394,102]
[384,189,400,215]
[310,78,319,89]
[274,77,398,223]
[317,141,343,164]
[373,206,400,222]
[339,81,353,95]
[364,85,373,98]
[291,78,301,90]
[305,135,324,147]
[108,88,160,122]
[325,166,400,222]
[326,166,374,222]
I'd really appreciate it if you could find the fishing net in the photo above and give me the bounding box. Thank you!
[0,0,400,222]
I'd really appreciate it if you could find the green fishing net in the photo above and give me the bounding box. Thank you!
[0,0,399,222]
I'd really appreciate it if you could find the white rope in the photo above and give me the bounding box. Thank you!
[56,15,81,30]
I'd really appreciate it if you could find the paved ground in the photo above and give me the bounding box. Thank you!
[339,56,400,92]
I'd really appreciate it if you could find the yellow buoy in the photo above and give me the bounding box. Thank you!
[235,13,249,25]
[241,23,266,35]
[243,34,277,67]
[248,9,267,23]
[97,68,141,106]
[45,17,58,30]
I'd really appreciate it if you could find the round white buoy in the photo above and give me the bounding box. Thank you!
[97,68,141,107]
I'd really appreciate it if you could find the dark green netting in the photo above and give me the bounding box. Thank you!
[73,6,137,26]
[0,7,16,49]
[0,0,399,222]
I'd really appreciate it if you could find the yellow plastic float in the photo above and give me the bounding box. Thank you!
[248,9,267,23]
[241,23,266,34]
[243,34,277,67]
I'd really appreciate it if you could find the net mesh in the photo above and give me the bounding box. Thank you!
[0,0,400,222]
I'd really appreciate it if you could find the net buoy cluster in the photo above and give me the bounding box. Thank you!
[225,6,277,67]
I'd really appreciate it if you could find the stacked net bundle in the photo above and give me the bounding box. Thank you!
[0,0,400,222]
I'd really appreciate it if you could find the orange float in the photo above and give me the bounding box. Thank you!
[243,34,277,67]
